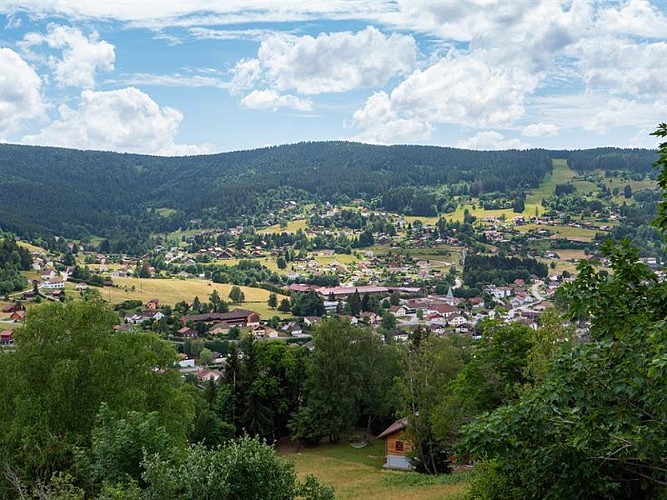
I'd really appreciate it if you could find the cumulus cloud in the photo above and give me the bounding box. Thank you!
[597,0,667,38]
[351,91,431,143]
[577,38,667,96]
[351,53,538,143]
[522,122,559,137]
[22,87,207,155]
[232,26,417,95]
[458,131,530,150]
[0,48,46,139]
[240,89,312,112]
[22,24,115,88]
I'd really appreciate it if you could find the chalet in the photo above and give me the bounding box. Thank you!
[177,327,197,338]
[390,305,408,317]
[146,298,160,310]
[448,314,468,327]
[75,282,88,290]
[0,330,13,345]
[9,311,25,322]
[251,325,266,338]
[1,303,23,314]
[378,417,414,470]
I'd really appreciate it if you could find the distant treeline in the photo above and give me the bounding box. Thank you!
[564,147,658,173]
[0,142,655,254]
[463,254,549,291]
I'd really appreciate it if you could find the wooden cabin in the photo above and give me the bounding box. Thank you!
[377,417,414,470]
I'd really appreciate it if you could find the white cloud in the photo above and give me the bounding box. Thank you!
[22,87,207,155]
[522,122,559,137]
[597,0,667,38]
[0,48,46,139]
[234,26,417,95]
[351,91,432,143]
[458,131,530,150]
[22,24,115,88]
[229,58,263,94]
[112,72,228,88]
[351,53,539,143]
[241,89,312,112]
[577,37,667,96]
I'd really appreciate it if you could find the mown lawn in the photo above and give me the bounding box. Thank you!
[285,438,470,500]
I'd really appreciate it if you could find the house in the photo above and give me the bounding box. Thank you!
[282,322,303,336]
[177,353,195,368]
[1,303,23,314]
[9,311,25,322]
[146,298,160,310]
[448,314,468,327]
[177,327,197,338]
[0,330,13,345]
[389,305,408,317]
[195,369,223,383]
[208,321,231,335]
[41,277,65,289]
[75,282,88,291]
[378,417,414,470]
[359,311,379,324]
[251,325,267,338]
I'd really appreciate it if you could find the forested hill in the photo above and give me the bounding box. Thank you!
[0,141,655,251]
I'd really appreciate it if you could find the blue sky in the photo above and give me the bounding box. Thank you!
[0,1,666,155]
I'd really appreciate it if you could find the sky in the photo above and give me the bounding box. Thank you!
[0,0,665,156]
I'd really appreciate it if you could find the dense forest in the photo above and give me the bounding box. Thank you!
[0,142,653,253]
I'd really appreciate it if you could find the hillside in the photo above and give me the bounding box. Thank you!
[0,142,655,253]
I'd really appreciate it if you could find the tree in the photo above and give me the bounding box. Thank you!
[0,301,194,490]
[396,328,464,474]
[348,289,361,316]
[276,256,287,270]
[512,197,525,213]
[267,292,278,309]
[623,183,632,198]
[228,286,245,303]
[278,298,291,313]
[289,319,362,444]
[84,403,176,489]
[462,240,667,498]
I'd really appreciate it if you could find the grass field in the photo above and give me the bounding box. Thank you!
[525,159,576,207]
[286,438,470,500]
[261,219,309,234]
[84,277,289,318]
[516,223,599,242]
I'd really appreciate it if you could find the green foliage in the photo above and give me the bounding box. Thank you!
[228,285,245,303]
[0,301,194,491]
[461,241,667,499]
[142,436,331,500]
[396,328,465,474]
[84,404,176,488]
[290,318,398,445]
[651,123,667,232]
[290,290,325,317]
